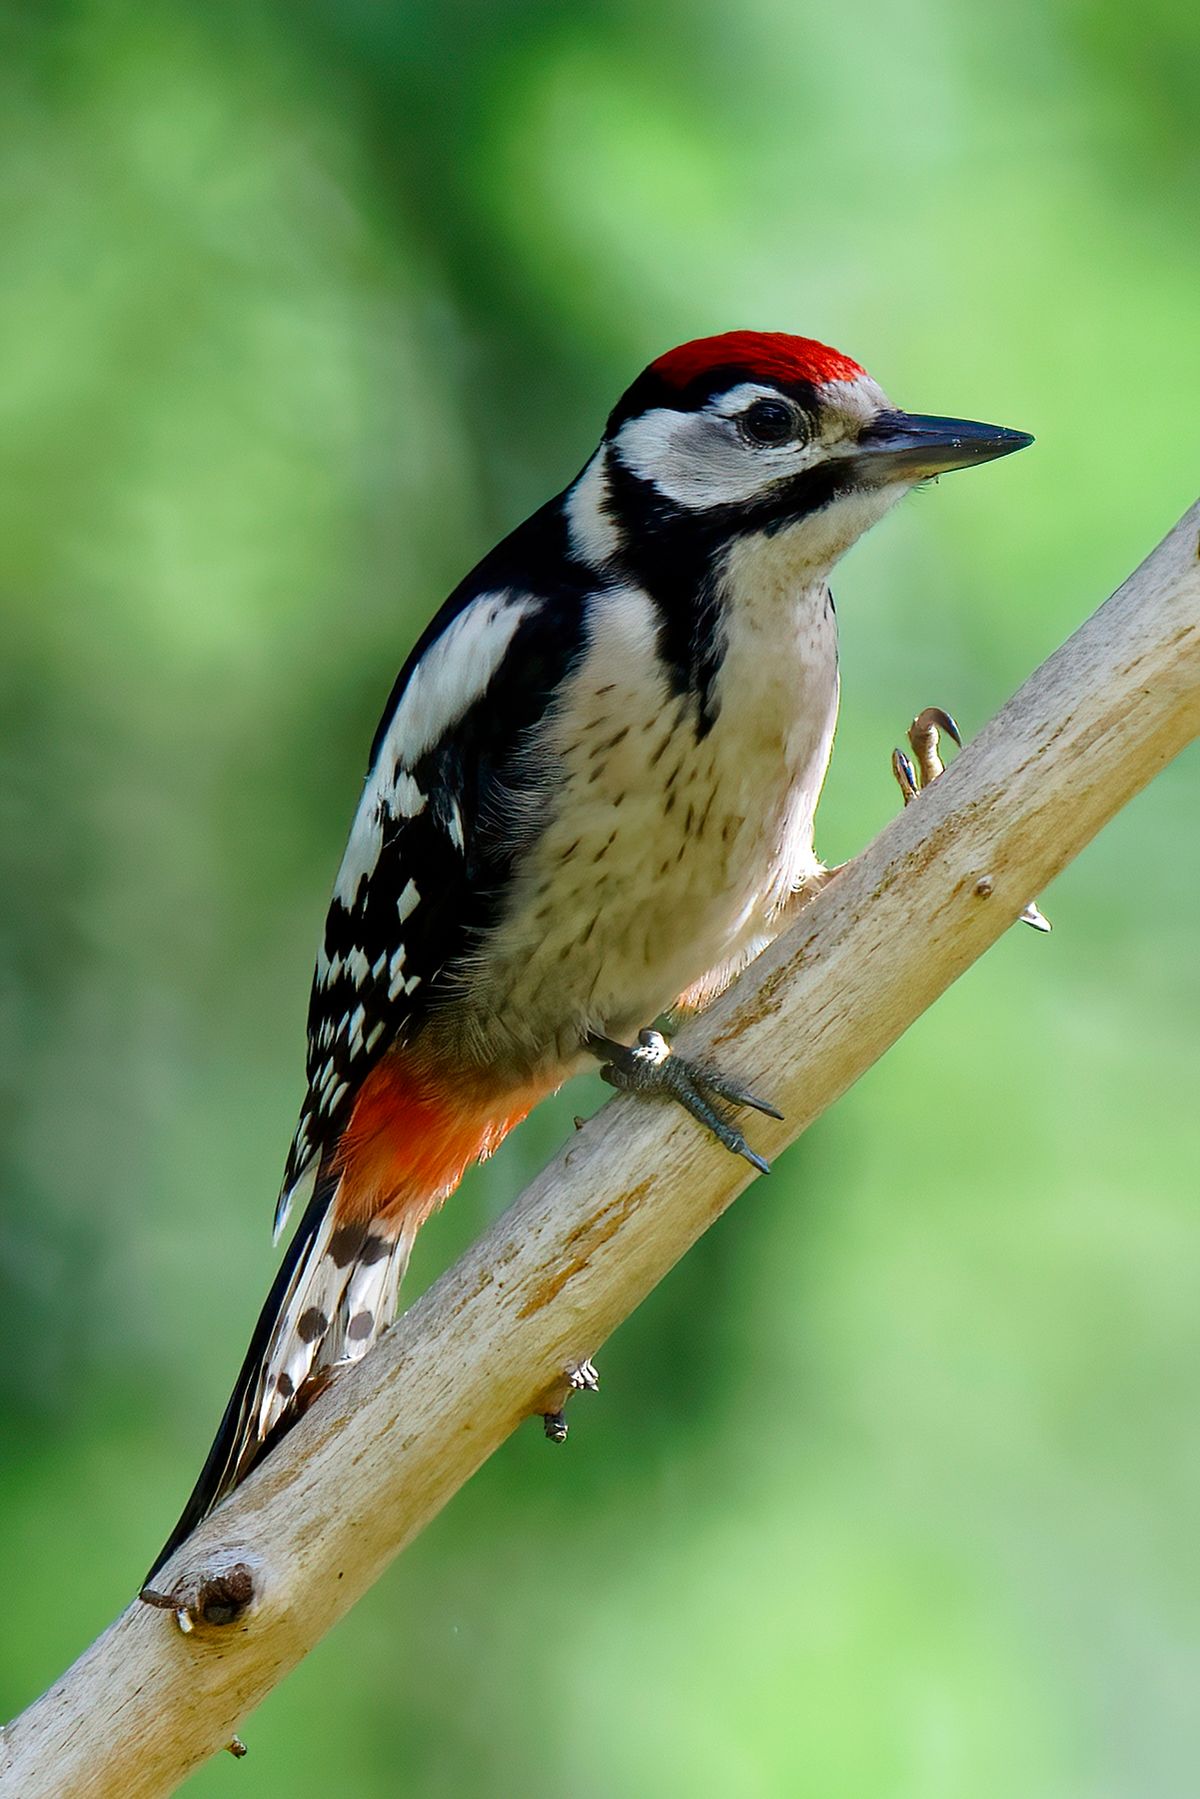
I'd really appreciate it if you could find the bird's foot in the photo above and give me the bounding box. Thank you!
[542,1358,600,1442]
[567,1357,601,1392]
[891,704,962,801]
[892,706,1050,933]
[589,1028,780,1174]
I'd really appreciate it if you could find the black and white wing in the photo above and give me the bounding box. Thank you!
[273,511,594,1237]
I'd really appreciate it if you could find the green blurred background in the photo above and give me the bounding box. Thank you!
[2,1,1199,1793]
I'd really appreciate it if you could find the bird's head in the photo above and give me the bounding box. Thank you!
[580,330,1031,577]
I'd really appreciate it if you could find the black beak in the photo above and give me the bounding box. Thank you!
[853,411,1033,481]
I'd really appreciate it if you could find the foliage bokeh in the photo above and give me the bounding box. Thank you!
[2,2,1198,1792]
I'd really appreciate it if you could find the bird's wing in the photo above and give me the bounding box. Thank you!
[273,561,591,1236]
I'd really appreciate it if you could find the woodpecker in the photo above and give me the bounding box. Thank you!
[145,330,1030,1583]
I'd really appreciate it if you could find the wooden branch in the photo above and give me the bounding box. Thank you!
[5,502,1200,1798]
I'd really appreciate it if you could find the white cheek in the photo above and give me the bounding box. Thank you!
[614,407,821,509]
[614,373,899,514]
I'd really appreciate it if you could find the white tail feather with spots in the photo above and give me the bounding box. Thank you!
[340,1225,413,1364]
[255,1193,413,1439]
[144,1167,418,1585]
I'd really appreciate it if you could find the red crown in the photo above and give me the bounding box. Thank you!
[651,330,864,391]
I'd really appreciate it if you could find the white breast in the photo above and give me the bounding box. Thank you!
[455,528,840,1074]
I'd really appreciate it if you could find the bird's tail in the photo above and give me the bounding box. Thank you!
[143,1053,546,1589]
[142,1160,415,1586]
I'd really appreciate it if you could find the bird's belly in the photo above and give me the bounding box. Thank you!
[452,577,839,1075]
[457,811,772,1071]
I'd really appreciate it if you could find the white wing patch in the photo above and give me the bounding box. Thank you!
[376,590,538,772]
[333,799,385,908]
[391,771,427,818]
[281,588,542,1240]
[329,591,532,915]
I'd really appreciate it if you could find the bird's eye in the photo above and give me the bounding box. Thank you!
[742,398,798,446]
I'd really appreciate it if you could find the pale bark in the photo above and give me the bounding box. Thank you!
[4,501,1199,1798]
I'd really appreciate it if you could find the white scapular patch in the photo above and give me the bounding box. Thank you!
[565,449,620,567]
[389,771,427,818]
[376,590,540,771]
[333,798,384,908]
[331,592,533,913]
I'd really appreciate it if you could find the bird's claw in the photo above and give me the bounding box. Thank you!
[905,705,962,789]
[892,706,960,806]
[915,704,962,749]
[893,705,1049,933]
[541,1358,600,1442]
[567,1358,601,1392]
[591,1028,777,1174]
[891,705,960,803]
[891,746,919,805]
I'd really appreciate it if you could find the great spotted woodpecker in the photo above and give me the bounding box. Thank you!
[145,330,1030,1580]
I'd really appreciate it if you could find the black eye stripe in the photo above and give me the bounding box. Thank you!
[742,398,800,446]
